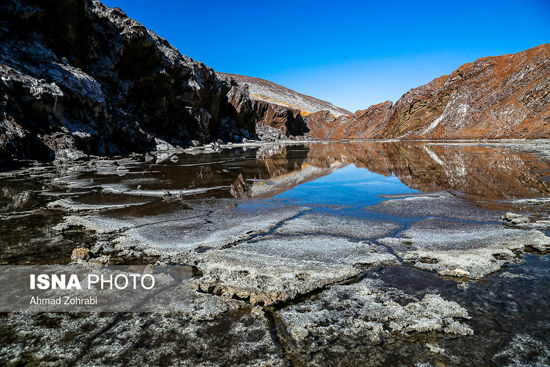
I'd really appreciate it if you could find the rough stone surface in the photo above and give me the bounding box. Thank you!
[502,212,530,227]
[365,191,505,222]
[0,0,310,161]
[71,247,91,260]
[492,334,550,366]
[192,235,398,305]
[306,44,550,140]
[379,217,550,279]
[305,101,393,139]
[121,201,308,253]
[274,211,400,239]
[0,291,285,366]
[277,277,472,364]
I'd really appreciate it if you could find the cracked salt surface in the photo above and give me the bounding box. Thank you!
[3,141,550,366]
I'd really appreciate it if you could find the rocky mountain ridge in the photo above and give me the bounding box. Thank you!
[1,0,549,163]
[218,73,351,116]
[306,44,550,140]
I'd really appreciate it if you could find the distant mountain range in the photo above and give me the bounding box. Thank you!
[218,73,351,116]
[1,0,549,162]
[304,44,550,140]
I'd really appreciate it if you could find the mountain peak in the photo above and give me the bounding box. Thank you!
[218,73,351,116]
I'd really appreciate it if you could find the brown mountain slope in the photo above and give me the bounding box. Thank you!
[218,73,351,116]
[306,44,550,139]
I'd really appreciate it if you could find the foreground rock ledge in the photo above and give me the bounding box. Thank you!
[379,217,550,279]
[277,277,473,365]
[192,235,398,305]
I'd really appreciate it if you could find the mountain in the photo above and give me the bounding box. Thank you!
[306,44,550,140]
[1,0,549,163]
[218,73,351,117]
[0,0,310,161]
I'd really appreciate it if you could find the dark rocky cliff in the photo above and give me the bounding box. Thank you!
[0,0,291,161]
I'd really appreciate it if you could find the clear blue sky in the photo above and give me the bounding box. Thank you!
[102,0,550,112]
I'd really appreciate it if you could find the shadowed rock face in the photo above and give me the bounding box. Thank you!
[306,44,550,139]
[0,0,309,161]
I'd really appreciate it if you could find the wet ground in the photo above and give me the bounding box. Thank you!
[1,141,550,366]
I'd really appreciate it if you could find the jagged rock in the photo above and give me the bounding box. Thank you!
[0,288,285,366]
[277,277,472,364]
[0,0,298,161]
[256,123,287,142]
[502,212,530,227]
[306,44,550,140]
[305,101,393,139]
[71,247,91,260]
[218,72,350,116]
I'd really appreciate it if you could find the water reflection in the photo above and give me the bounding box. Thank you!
[2,142,550,207]
[232,142,550,207]
[2,141,550,265]
[273,164,418,208]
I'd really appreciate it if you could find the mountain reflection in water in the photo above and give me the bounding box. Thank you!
[230,142,550,209]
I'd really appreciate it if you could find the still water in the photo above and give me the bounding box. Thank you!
[2,141,550,264]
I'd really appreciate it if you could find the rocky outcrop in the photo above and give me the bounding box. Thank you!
[305,101,393,139]
[0,0,286,161]
[250,100,309,137]
[2,0,548,163]
[307,44,550,140]
[218,72,351,116]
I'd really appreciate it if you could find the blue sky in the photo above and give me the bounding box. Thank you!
[102,0,550,112]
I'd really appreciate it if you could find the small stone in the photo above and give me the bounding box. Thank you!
[71,247,91,261]
[502,212,529,227]
[191,140,201,147]
[440,268,471,278]
[426,343,445,355]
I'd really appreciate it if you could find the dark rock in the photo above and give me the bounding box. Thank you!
[0,0,276,161]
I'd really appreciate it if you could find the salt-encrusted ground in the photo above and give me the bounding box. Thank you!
[1,141,550,366]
